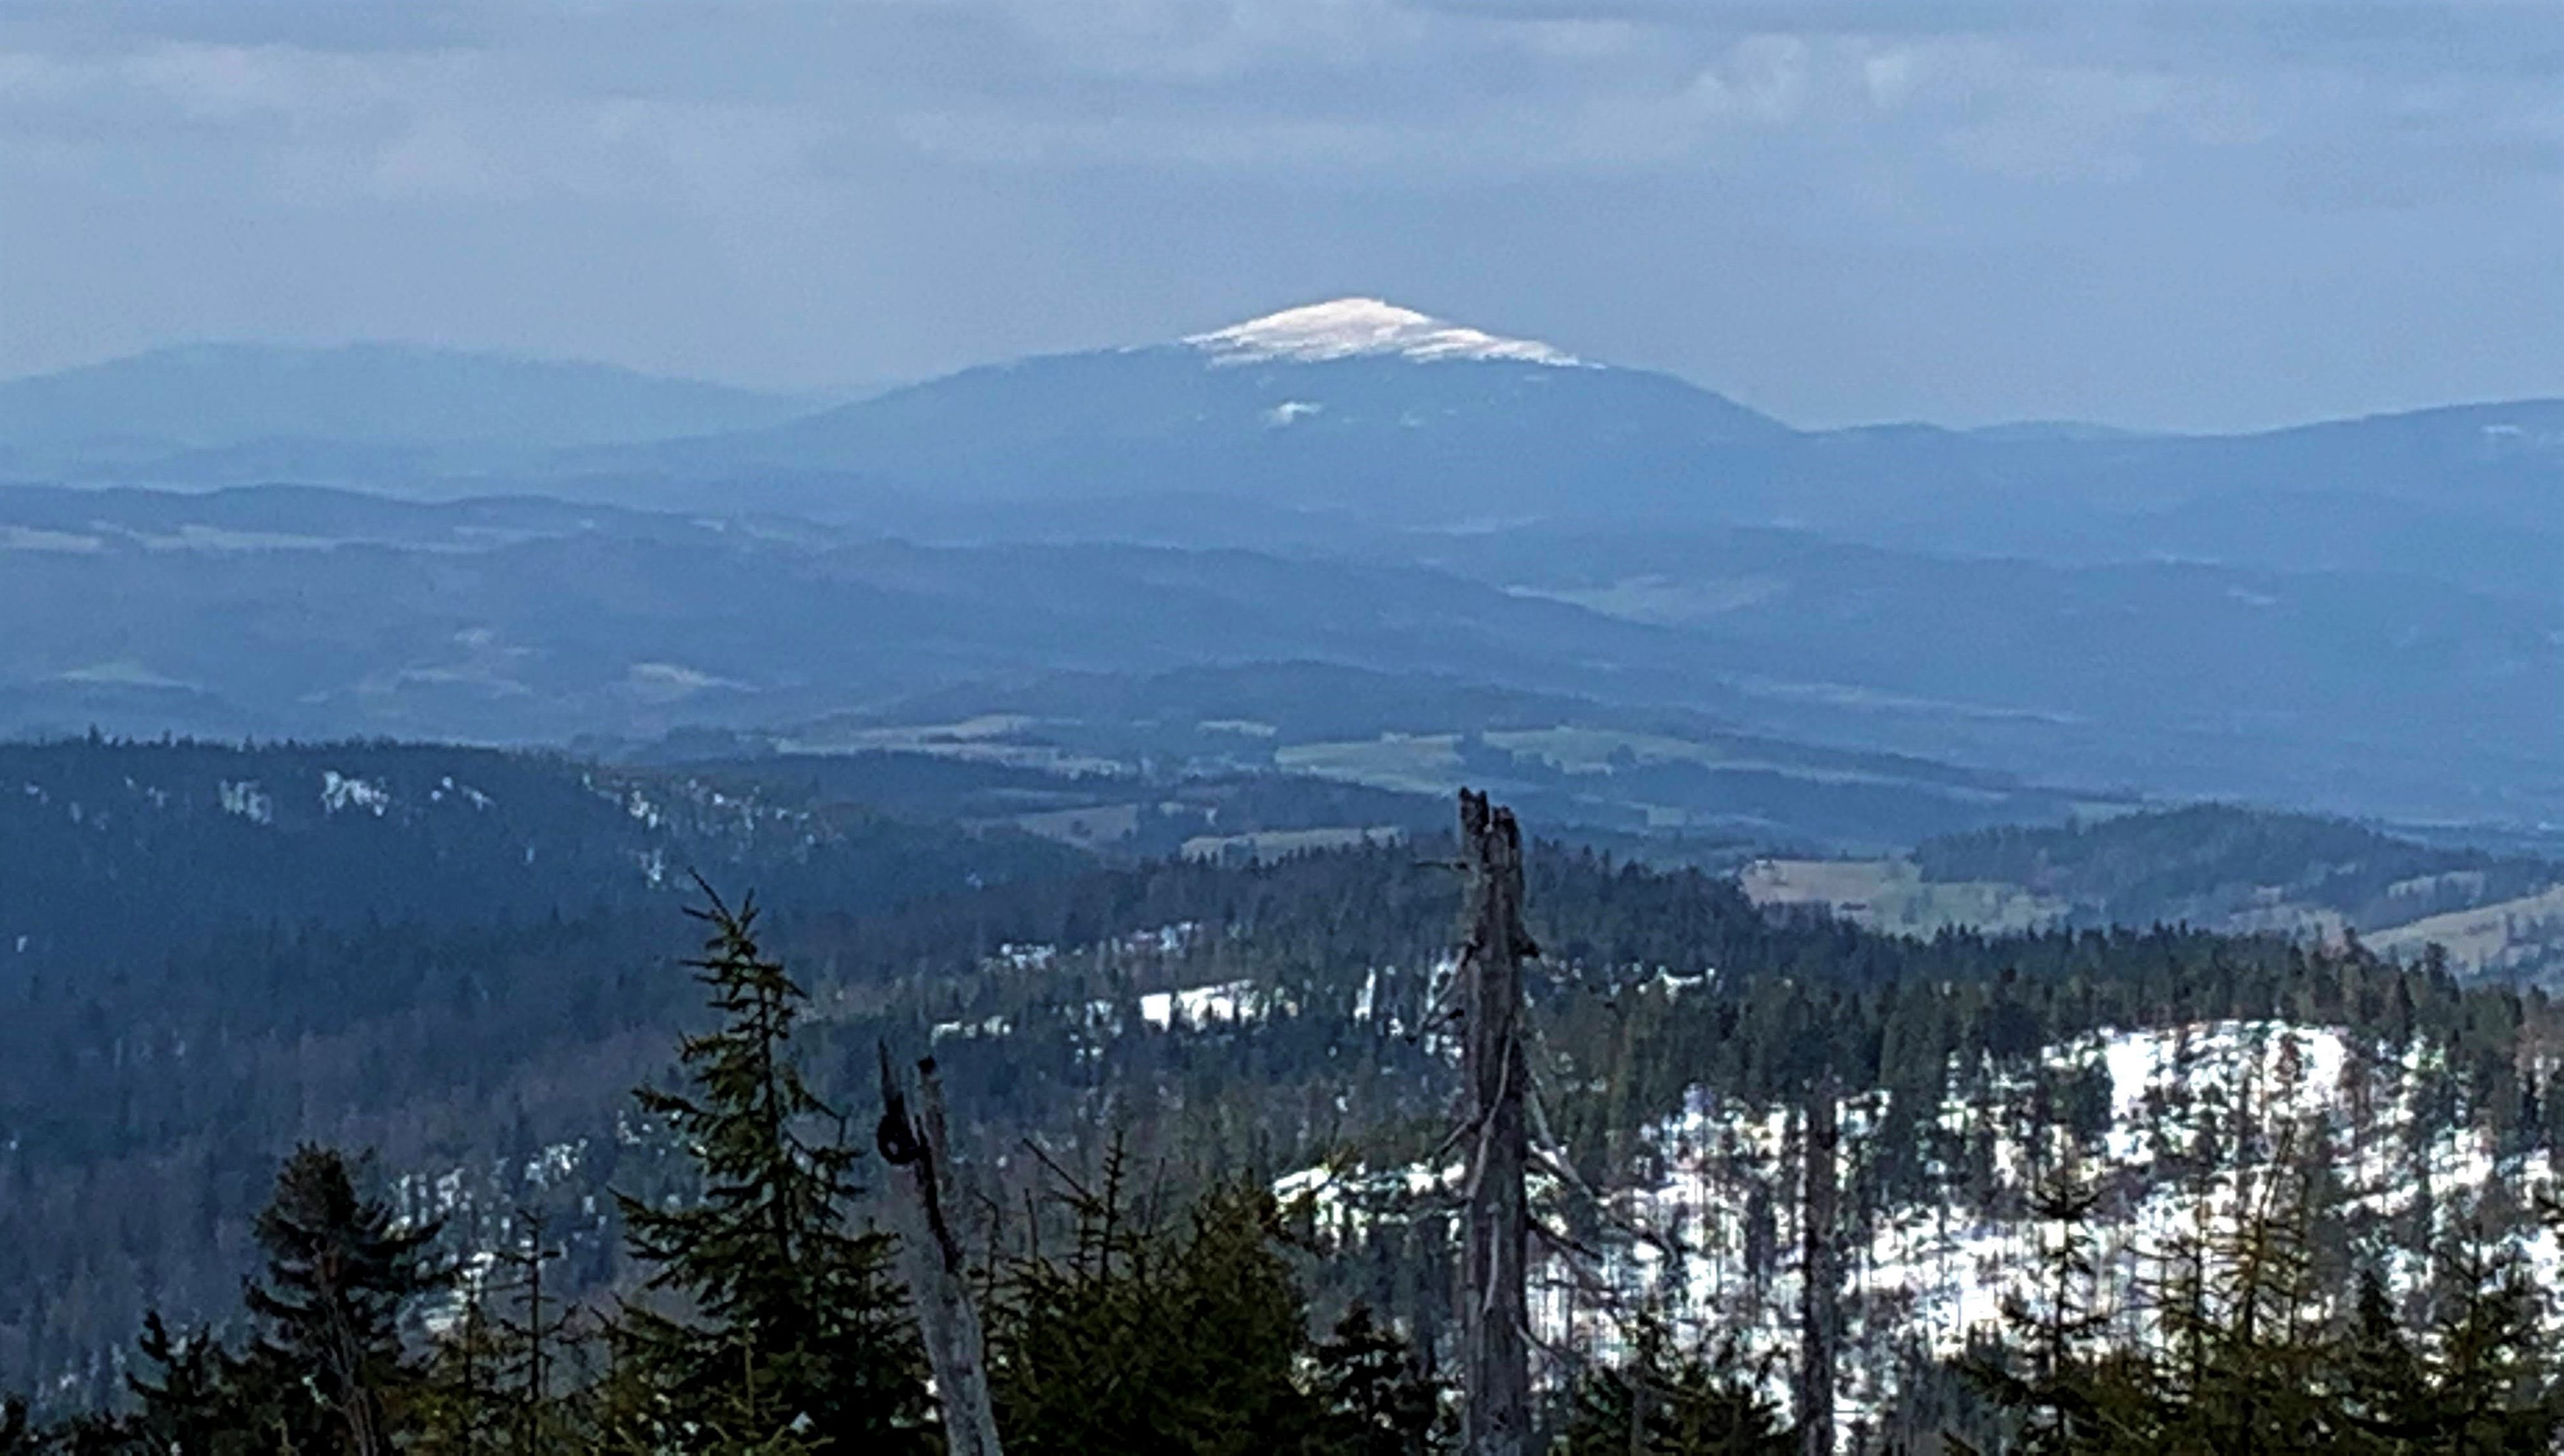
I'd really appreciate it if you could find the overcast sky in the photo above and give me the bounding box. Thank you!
[0,0,2555,430]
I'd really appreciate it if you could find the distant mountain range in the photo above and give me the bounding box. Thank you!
[0,342,824,471]
[588,298,1788,519]
[533,300,2557,597]
[0,299,2554,841]
[0,481,2549,838]
[14,300,2545,600]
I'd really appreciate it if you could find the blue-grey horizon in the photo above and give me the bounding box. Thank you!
[0,0,2555,432]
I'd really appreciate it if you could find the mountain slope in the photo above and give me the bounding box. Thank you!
[0,738,1080,967]
[7,309,2549,612]
[607,298,1791,519]
[562,302,2559,609]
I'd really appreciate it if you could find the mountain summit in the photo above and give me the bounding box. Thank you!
[599,295,1787,519]
[1182,298,1582,367]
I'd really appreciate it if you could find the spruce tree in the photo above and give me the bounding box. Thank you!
[991,1154,1322,1456]
[419,1212,585,1456]
[489,1212,581,1455]
[1554,1319,1790,1456]
[237,1144,446,1455]
[2340,1270,2430,1449]
[609,888,928,1452]
[417,1278,503,1456]
[1305,1303,1446,1456]
[126,1311,247,1455]
[2410,1228,2562,1452]
[1966,1167,2114,1454]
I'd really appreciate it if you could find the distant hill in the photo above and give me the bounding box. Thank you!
[596,298,1792,521]
[3,311,2552,613]
[0,481,2552,834]
[552,301,2562,611]
[1911,803,2562,932]
[0,342,819,460]
[771,659,2098,853]
[4,310,2552,613]
[1744,804,2564,979]
[0,738,1080,966]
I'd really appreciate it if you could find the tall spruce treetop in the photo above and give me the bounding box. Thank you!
[989,1162,1323,1456]
[611,887,928,1452]
[125,1311,240,1455]
[242,1145,447,1456]
[1555,1317,1792,1456]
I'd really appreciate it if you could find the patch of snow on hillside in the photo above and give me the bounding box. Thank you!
[320,770,390,816]
[934,1014,1014,1044]
[1139,978,1277,1030]
[400,1137,609,1338]
[998,942,1058,972]
[1287,1017,2564,1449]
[218,780,272,824]
[1186,298,1582,367]
[1601,1020,2558,1439]
[432,774,494,809]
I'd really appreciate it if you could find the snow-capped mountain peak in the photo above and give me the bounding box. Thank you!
[1183,298,1581,367]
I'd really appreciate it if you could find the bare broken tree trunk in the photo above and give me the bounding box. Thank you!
[877,1047,1005,1456]
[1457,789,1534,1456]
[1795,1079,1841,1456]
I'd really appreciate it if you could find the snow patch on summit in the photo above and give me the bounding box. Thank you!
[1187,298,1581,367]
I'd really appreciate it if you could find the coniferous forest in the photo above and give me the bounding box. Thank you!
[3,743,2562,1451]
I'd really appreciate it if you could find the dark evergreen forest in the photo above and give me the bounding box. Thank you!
[2,740,2559,1451]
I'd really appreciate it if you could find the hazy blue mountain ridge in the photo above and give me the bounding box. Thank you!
[0,302,2553,838]
[0,342,821,457]
[0,481,2550,831]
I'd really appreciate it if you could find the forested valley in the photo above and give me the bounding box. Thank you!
[3,740,2561,1452]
